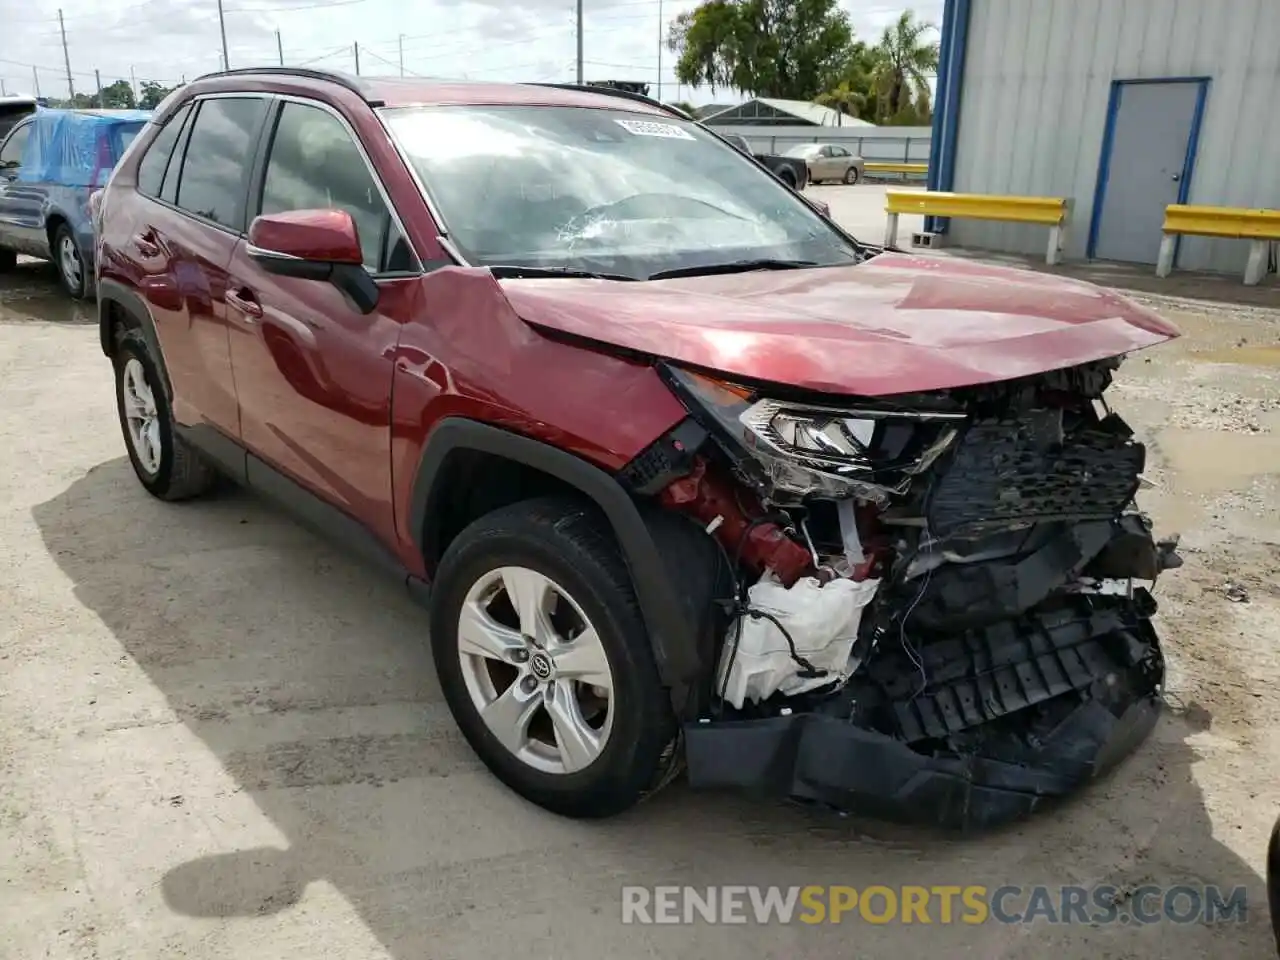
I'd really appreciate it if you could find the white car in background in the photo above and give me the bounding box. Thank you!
[785,142,865,185]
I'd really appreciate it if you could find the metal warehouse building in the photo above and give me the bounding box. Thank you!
[928,0,1280,272]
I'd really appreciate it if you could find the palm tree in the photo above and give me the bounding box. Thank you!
[871,11,939,123]
[815,81,866,126]
[815,40,878,125]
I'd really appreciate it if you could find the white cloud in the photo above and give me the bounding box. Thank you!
[0,0,944,104]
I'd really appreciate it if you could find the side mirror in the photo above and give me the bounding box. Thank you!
[247,208,379,314]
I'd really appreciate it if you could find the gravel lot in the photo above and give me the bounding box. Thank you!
[2,187,1279,959]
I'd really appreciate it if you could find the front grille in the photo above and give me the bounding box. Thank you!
[925,411,1143,536]
[870,594,1162,744]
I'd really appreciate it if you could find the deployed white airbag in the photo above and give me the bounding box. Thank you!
[716,573,880,709]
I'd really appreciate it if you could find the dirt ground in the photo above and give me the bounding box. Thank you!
[2,198,1279,958]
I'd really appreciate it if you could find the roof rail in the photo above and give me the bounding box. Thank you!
[527,83,693,122]
[189,67,384,106]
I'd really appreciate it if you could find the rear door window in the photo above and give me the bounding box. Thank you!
[136,103,192,197]
[173,97,269,231]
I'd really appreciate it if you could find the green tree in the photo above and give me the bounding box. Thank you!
[814,39,879,124]
[138,80,180,110]
[98,80,136,109]
[666,0,854,100]
[870,10,938,124]
[814,80,863,125]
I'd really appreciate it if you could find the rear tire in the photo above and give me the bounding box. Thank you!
[113,328,218,501]
[53,223,89,300]
[0,248,16,271]
[430,497,679,818]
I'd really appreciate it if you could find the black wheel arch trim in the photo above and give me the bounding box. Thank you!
[98,277,174,401]
[409,418,701,691]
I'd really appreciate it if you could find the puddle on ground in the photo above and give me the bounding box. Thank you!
[0,264,93,324]
[1194,345,1280,367]
[1157,425,1280,495]
[1152,424,1280,534]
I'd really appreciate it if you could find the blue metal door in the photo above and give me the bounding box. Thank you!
[1089,79,1208,264]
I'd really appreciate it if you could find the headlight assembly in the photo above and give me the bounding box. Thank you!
[664,367,966,501]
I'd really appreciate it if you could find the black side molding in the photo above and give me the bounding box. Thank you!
[245,452,407,578]
[408,419,701,690]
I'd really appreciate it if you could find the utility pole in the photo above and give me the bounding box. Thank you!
[276,29,284,66]
[95,69,102,107]
[353,42,360,76]
[0,80,6,96]
[656,0,662,102]
[130,65,137,104]
[575,0,583,84]
[32,66,41,99]
[398,34,404,76]
[217,0,230,72]
[58,9,75,99]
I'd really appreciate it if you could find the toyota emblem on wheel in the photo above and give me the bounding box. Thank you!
[529,652,553,681]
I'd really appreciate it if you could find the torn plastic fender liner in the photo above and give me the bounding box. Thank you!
[683,696,1161,831]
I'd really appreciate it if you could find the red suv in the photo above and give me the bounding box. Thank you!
[95,69,1183,828]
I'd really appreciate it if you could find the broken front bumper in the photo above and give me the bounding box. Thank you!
[683,593,1166,831]
[685,697,1159,830]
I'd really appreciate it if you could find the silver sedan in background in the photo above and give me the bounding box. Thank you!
[785,142,865,185]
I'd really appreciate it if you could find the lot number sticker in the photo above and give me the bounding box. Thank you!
[614,119,695,140]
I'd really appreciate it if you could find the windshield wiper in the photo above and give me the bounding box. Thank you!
[487,264,637,282]
[646,258,822,280]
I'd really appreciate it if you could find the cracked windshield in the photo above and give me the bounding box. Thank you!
[382,104,860,278]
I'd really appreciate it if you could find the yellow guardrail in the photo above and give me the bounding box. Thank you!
[864,162,928,177]
[883,191,1070,264]
[1157,204,1280,285]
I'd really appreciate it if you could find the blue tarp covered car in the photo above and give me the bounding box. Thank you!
[0,108,150,298]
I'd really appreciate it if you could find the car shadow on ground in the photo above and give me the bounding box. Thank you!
[31,457,1274,958]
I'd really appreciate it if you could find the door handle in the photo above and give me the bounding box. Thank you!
[225,287,264,319]
[134,230,160,258]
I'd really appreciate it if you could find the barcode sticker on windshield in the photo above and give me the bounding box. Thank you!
[614,118,695,140]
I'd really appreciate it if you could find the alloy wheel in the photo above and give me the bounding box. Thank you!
[59,233,82,292]
[457,565,615,775]
[121,357,162,475]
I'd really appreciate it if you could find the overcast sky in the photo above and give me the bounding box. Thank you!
[0,0,943,104]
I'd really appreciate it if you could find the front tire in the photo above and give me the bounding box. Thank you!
[54,223,89,299]
[113,328,218,501]
[843,165,860,185]
[430,497,678,818]
[0,248,16,271]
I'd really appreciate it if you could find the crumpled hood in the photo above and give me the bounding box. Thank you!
[497,252,1181,396]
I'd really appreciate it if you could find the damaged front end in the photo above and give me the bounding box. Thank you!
[621,357,1181,830]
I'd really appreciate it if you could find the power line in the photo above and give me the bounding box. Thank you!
[294,44,351,67]
[223,0,370,13]
[0,0,707,93]
[362,46,421,77]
